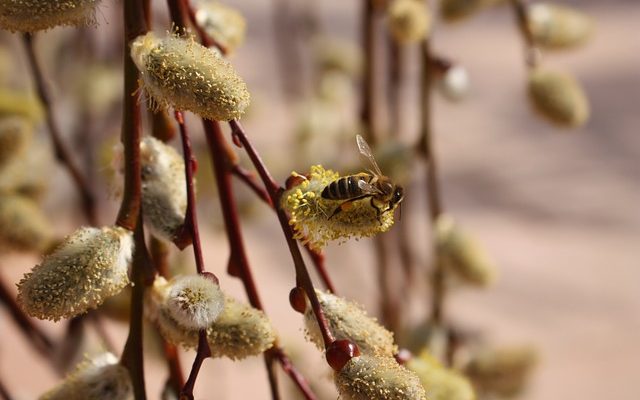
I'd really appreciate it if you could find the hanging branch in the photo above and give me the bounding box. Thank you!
[22,34,97,226]
[508,0,540,68]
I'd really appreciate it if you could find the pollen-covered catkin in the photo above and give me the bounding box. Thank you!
[305,290,397,356]
[194,0,247,53]
[17,226,133,321]
[39,353,132,400]
[0,0,101,33]
[282,165,397,250]
[335,354,427,400]
[387,0,431,44]
[131,32,250,121]
[528,68,589,127]
[0,194,53,253]
[165,274,225,330]
[0,117,32,166]
[407,351,476,400]
[139,137,187,241]
[528,3,593,50]
[435,215,497,287]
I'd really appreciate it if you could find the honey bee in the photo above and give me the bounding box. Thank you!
[321,135,404,219]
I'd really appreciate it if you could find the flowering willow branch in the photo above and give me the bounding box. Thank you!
[22,33,97,226]
[508,0,540,68]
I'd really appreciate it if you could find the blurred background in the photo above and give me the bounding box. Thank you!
[0,0,638,399]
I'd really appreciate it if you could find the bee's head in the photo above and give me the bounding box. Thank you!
[391,186,404,207]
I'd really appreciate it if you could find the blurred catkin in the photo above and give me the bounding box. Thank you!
[528,68,589,128]
[335,354,427,400]
[0,88,43,122]
[407,351,476,400]
[131,32,250,121]
[528,3,593,50]
[0,0,102,32]
[39,353,132,400]
[194,0,247,53]
[0,117,32,167]
[17,226,133,321]
[387,0,431,44]
[305,290,397,356]
[0,194,53,253]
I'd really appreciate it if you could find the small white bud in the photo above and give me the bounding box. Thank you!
[437,65,470,102]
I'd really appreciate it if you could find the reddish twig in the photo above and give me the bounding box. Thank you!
[508,0,540,68]
[230,164,272,206]
[361,0,378,146]
[229,120,335,348]
[0,376,12,400]
[22,33,97,226]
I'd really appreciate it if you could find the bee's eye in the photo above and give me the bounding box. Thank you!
[393,188,404,203]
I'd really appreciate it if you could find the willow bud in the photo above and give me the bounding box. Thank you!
[17,226,133,321]
[528,3,593,50]
[387,0,431,44]
[465,345,537,397]
[0,117,32,166]
[335,354,427,400]
[305,290,397,356]
[165,274,224,330]
[407,351,476,400]
[437,64,470,102]
[194,0,246,53]
[435,215,497,287]
[39,353,132,400]
[0,194,52,253]
[282,165,398,250]
[131,32,250,121]
[528,68,589,127]
[0,0,101,33]
[139,137,187,241]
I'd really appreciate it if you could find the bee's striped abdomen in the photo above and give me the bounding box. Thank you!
[322,174,371,200]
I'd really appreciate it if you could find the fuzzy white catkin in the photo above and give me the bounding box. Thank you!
[17,226,133,321]
[437,65,470,102]
[131,32,250,121]
[0,0,102,32]
[39,353,132,400]
[194,0,247,53]
[165,274,225,330]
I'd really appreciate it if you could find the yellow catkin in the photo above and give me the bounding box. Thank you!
[528,68,589,128]
[407,351,476,400]
[312,37,362,77]
[0,138,52,199]
[528,3,593,50]
[281,165,397,250]
[131,32,250,121]
[17,226,133,321]
[335,354,427,400]
[147,277,276,360]
[194,0,247,53]
[0,0,101,33]
[0,117,32,167]
[464,345,538,398]
[0,194,53,253]
[387,0,431,44]
[0,88,43,122]
[39,353,132,400]
[435,215,497,287]
[305,290,397,356]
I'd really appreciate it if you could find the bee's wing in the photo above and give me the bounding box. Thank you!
[358,178,382,195]
[356,134,383,176]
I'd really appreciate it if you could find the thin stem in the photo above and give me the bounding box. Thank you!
[22,34,97,226]
[183,0,228,53]
[419,40,446,326]
[388,35,404,135]
[303,246,336,294]
[0,273,54,358]
[361,0,378,145]
[204,120,316,399]
[0,376,12,400]
[229,120,335,348]
[230,164,272,206]
[508,0,540,68]
[180,330,211,400]
[374,235,399,332]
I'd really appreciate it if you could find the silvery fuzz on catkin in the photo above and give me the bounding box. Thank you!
[0,0,101,32]
[528,68,589,128]
[407,351,476,400]
[0,194,53,253]
[0,117,32,167]
[165,274,225,330]
[335,354,427,400]
[194,0,246,53]
[139,137,187,241]
[131,32,250,121]
[387,0,431,44]
[528,3,593,49]
[17,226,133,321]
[39,353,132,400]
[147,277,276,360]
[435,215,497,287]
[305,290,397,356]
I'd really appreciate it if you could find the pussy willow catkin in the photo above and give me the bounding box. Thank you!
[0,117,32,167]
[387,0,431,44]
[407,351,476,400]
[194,0,247,53]
[528,68,589,128]
[0,0,101,32]
[0,194,53,253]
[17,226,133,321]
[131,32,250,121]
[528,3,593,50]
